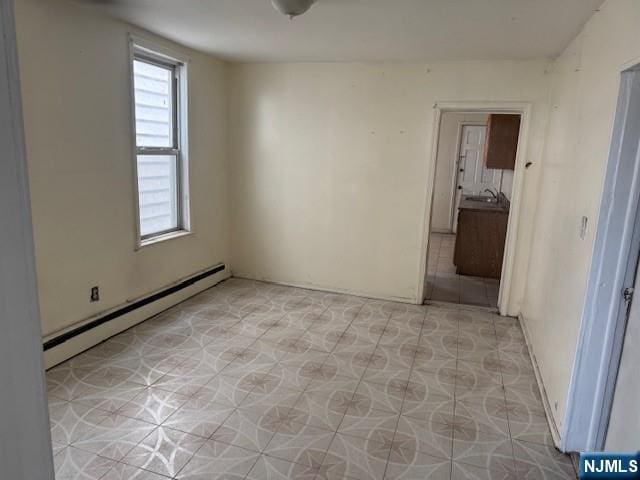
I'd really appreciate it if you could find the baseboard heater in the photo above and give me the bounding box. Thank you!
[43,263,226,351]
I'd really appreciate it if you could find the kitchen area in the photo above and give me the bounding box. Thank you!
[425,112,520,307]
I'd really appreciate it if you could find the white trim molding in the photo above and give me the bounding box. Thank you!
[417,101,533,315]
[519,315,562,447]
[0,0,55,477]
[44,267,229,369]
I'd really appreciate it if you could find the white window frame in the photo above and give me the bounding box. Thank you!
[129,35,191,248]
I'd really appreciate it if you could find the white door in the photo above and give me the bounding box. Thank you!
[452,125,502,232]
[605,266,640,450]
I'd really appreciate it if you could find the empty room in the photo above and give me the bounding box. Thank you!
[3,0,640,479]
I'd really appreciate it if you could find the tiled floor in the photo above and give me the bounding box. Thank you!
[425,233,500,308]
[47,278,575,480]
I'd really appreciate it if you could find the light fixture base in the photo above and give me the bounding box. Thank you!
[271,0,317,18]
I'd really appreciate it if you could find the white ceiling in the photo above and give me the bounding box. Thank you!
[89,0,604,62]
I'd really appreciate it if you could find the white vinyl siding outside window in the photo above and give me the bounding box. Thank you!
[131,42,189,244]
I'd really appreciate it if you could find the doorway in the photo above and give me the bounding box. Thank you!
[421,105,526,312]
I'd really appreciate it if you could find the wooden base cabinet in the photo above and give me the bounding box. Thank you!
[453,208,508,279]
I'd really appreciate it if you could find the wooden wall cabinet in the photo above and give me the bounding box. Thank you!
[484,114,521,170]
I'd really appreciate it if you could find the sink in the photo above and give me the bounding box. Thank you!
[465,195,499,204]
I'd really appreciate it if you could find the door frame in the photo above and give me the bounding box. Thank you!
[563,64,640,452]
[418,101,532,315]
[0,0,55,477]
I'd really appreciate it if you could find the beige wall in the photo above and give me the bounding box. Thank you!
[431,112,489,233]
[15,0,230,338]
[19,0,637,448]
[229,61,551,307]
[521,0,640,436]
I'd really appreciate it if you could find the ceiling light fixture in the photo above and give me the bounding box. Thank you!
[271,0,317,19]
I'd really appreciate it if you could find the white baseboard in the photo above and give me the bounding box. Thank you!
[518,313,563,449]
[231,273,417,305]
[43,267,230,369]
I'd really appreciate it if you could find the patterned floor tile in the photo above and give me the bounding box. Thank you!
[509,415,555,447]
[101,463,171,480]
[419,331,459,359]
[264,421,335,467]
[118,387,190,425]
[297,328,343,353]
[195,375,253,408]
[52,441,67,456]
[49,399,109,446]
[45,279,570,480]
[54,446,117,480]
[362,359,412,385]
[401,391,454,426]
[321,352,370,380]
[101,355,178,388]
[176,440,260,479]
[451,461,517,480]
[237,384,302,419]
[71,381,147,413]
[394,415,453,459]
[267,363,317,392]
[151,362,217,396]
[213,407,280,452]
[452,425,514,473]
[322,433,389,480]
[248,454,321,480]
[73,413,156,461]
[338,406,400,442]
[352,380,405,413]
[454,398,511,436]
[384,448,452,480]
[291,392,351,431]
[121,426,205,477]
[162,398,235,438]
[512,440,576,480]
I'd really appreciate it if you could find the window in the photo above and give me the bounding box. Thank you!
[131,42,189,243]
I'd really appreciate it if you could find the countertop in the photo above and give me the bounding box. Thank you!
[459,195,510,213]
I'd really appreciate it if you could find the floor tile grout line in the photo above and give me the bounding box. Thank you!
[98,284,312,479]
[380,308,433,480]
[493,316,522,474]
[229,302,340,458]
[306,299,394,476]
[140,284,298,398]
[446,310,462,480]
[190,289,326,399]
[254,302,376,442]
[227,297,368,476]
[51,286,355,478]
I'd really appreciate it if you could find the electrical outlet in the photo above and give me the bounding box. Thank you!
[90,286,100,302]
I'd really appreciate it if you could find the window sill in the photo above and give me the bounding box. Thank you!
[136,230,192,250]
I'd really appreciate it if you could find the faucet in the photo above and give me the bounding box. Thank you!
[484,188,498,199]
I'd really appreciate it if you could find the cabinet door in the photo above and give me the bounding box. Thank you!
[484,114,521,170]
